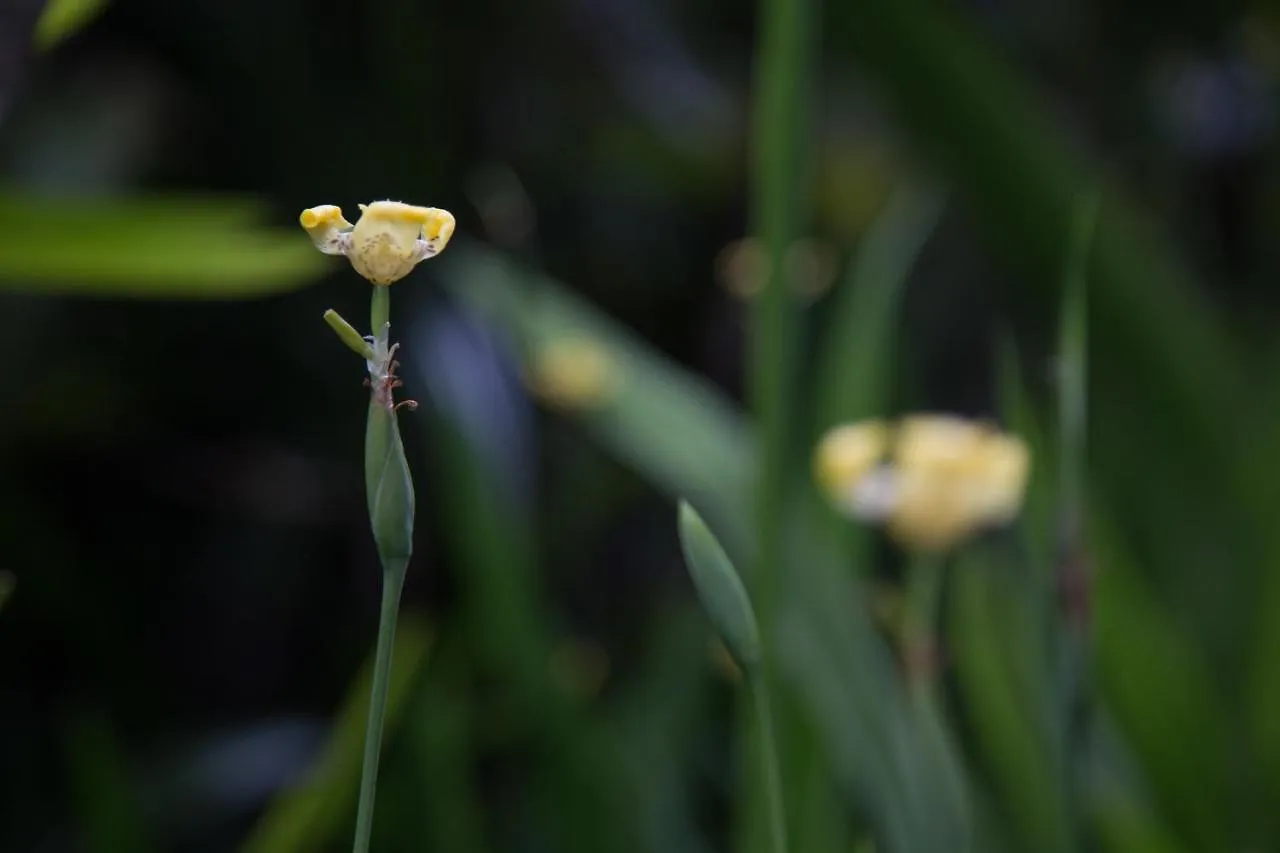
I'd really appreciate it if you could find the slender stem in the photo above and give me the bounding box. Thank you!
[742,0,814,845]
[750,0,815,616]
[750,674,791,853]
[352,563,407,853]
[371,286,390,340]
[902,552,971,850]
[1059,193,1097,853]
[903,552,944,698]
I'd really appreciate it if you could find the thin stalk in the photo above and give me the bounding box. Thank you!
[1058,193,1096,554]
[371,286,390,339]
[750,674,791,853]
[352,561,407,853]
[743,0,814,845]
[1059,193,1097,853]
[903,552,944,700]
[352,280,414,853]
[903,552,972,850]
[749,0,815,610]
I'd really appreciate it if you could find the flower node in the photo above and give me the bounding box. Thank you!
[365,342,418,412]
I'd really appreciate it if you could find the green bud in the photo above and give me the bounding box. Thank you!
[365,404,415,570]
[677,500,761,671]
[325,309,376,360]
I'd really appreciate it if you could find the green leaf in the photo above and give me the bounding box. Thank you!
[1088,719,1194,853]
[0,194,327,297]
[951,549,1071,853]
[422,411,644,853]
[995,341,1053,580]
[240,615,432,853]
[439,244,754,549]
[34,0,109,50]
[1058,192,1096,534]
[1092,514,1230,850]
[677,500,762,671]
[811,184,944,435]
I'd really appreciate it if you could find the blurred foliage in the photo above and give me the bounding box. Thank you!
[0,194,325,296]
[35,0,110,51]
[4,0,1280,852]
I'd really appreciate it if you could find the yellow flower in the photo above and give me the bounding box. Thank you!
[526,336,617,410]
[814,414,1031,553]
[886,416,992,552]
[299,200,455,285]
[967,432,1030,524]
[813,421,889,510]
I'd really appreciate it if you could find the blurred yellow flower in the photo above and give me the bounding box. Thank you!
[813,421,889,511]
[300,200,455,285]
[814,414,1030,553]
[527,337,617,410]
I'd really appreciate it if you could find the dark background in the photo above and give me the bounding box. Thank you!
[4,0,1280,851]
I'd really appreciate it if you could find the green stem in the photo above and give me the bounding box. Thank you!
[903,552,944,699]
[750,0,815,614]
[742,0,813,845]
[371,286,390,341]
[352,562,407,853]
[750,674,791,853]
[903,552,972,850]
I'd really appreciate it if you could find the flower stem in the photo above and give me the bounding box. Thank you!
[352,560,407,853]
[903,552,972,849]
[903,552,944,697]
[749,673,791,853]
[371,286,390,340]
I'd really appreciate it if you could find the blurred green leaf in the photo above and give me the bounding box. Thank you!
[34,0,108,49]
[811,184,944,435]
[62,709,157,853]
[0,194,326,296]
[401,653,491,853]
[440,244,754,548]
[1092,515,1231,851]
[831,0,1241,440]
[608,605,718,853]
[1057,192,1095,538]
[443,244,972,853]
[951,548,1070,853]
[424,411,644,853]
[0,572,13,613]
[1088,717,1194,853]
[995,341,1054,580]
[241,615,432,853]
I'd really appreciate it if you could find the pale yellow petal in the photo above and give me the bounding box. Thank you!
[813,421,889,510]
